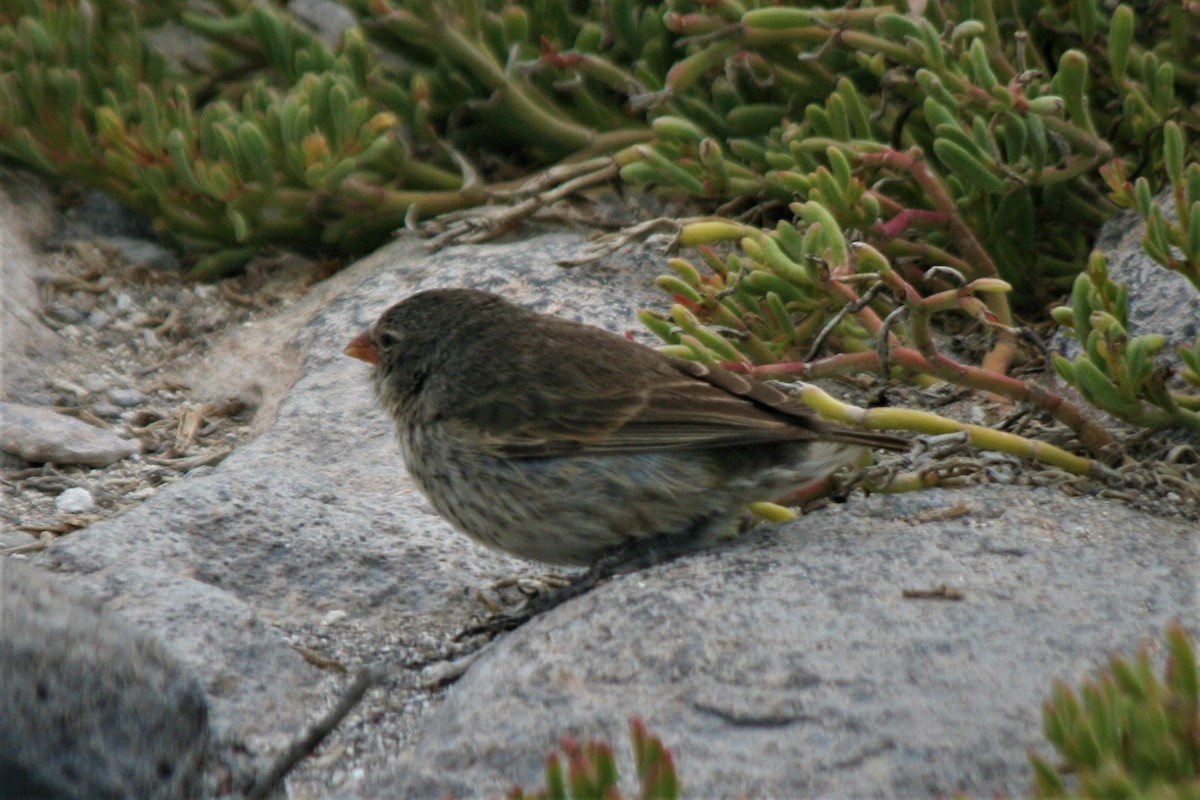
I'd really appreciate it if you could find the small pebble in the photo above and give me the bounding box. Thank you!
[322,609,348,626]
[86,309,111,329]
[82,374,110,394]
[103,236,178,271]
[0,401,138,466]
[108,388,148,407]
[114,292,134,313]
[56,487,96,515]
[47,304,85,324]
[90,402,124,419]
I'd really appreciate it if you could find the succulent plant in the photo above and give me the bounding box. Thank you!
[1032,621,1200,799]
[1051,249,1200,432]
[507,717,679,800]
[1,0,1198,436]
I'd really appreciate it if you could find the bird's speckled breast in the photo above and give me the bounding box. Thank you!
[394,419,803,566]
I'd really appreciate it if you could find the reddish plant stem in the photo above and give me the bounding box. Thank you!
[874,208,949,239]
[862,147,1017,376]
[822,273,900,348]
[727,345,1112,455]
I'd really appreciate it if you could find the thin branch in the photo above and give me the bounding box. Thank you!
[246,665,387,800]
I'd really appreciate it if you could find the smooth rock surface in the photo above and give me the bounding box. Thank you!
[372,486,1198,799]
[0,401,139,466]
[0,558,211,800]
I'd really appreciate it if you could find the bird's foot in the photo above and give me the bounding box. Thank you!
[473,572,573,613]
[456,529,718,640]
[456,568,607,640]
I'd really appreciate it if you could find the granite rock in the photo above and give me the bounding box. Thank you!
[0,402,138,466]
[0,559,211,800]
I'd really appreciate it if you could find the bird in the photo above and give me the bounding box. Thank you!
[345,287,909,569]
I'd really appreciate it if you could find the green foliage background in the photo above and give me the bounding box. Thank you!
[1,0,1199,433]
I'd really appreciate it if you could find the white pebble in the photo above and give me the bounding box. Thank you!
[56,487,96,515]
[322,609,348,626]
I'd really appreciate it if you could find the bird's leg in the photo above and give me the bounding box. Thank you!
[456,521,729,639]
[456,566,609,639]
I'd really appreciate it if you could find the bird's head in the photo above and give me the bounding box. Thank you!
[345,288,506,414]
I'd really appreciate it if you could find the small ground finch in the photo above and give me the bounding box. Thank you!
[346,288,908,568]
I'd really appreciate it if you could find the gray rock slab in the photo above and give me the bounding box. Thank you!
[34,229,672,793]
[0,401,139,466]
[370,486,1198,799]
[44,229,668,630]
[0,558,211,800]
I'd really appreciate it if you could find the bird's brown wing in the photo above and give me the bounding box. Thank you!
[457,352,906,458]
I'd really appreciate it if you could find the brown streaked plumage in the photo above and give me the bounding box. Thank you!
[346,288,908,567]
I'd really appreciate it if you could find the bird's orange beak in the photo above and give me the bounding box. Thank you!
[344,331,380,365]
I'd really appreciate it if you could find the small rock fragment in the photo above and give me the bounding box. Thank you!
[0,402,138,467]
[56,487,96,515]
[90,402,123,419]
[107,388,148,407]
[86,309,111,329]
[81,374,110,394]
[105,236,178,271]
[46,304,84,324]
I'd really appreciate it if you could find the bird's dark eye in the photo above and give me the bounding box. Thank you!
[376,331,399,350]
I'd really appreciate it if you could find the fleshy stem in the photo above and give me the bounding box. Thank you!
[729,344,1112,456]
[372,6,651,156]
[794,383,1105,478]
[861,147,1018,377]
[724,260,1114,456]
